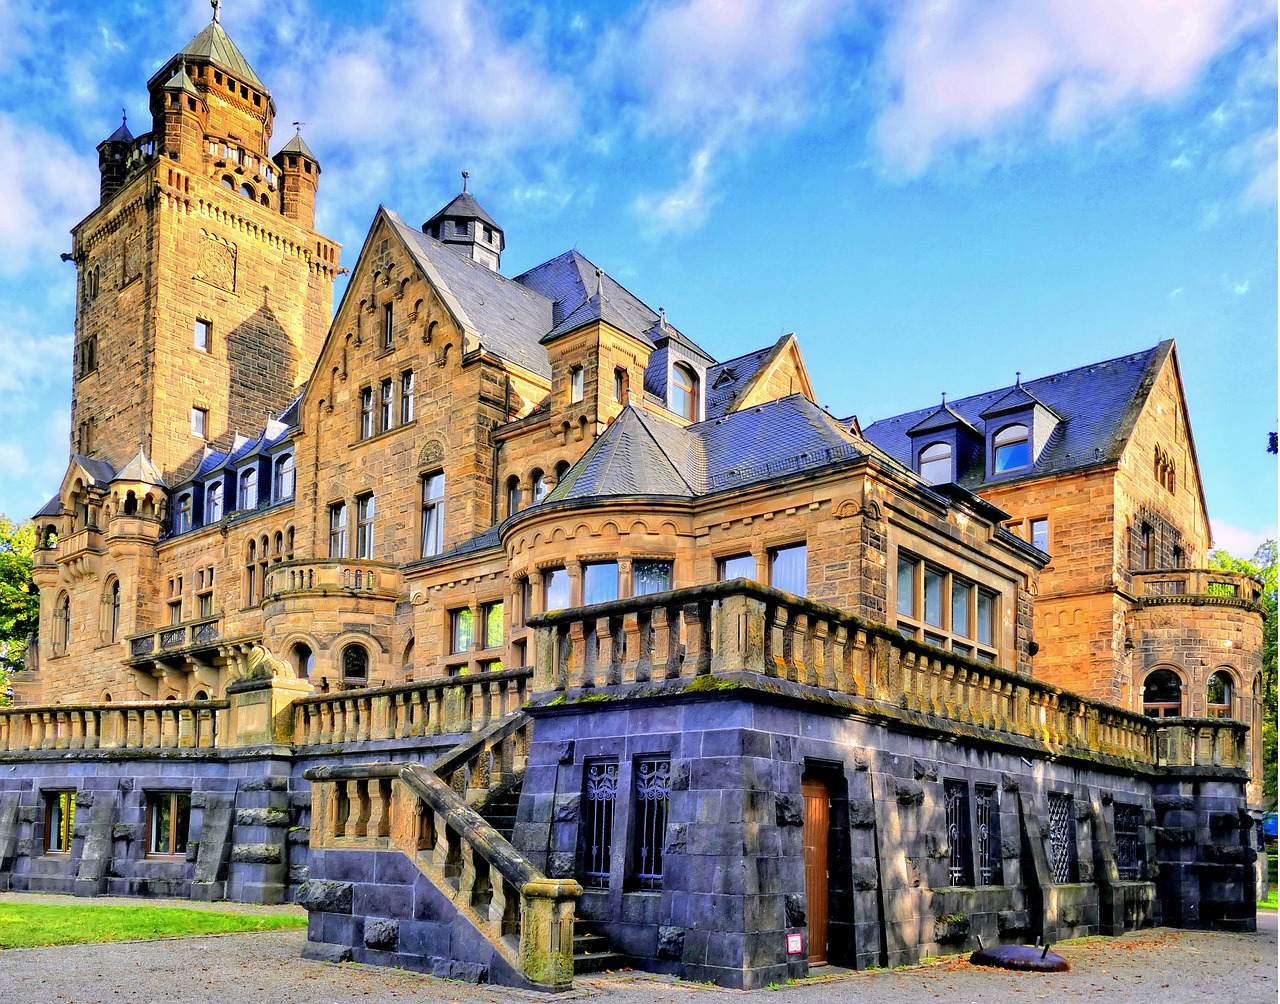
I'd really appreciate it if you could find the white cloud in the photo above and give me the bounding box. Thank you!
[0,116,97,275]
[1211,519,1277,559]
[1168,287,1184,297]
[872,0,1273,176]
[634,145,720,231]
[1168,152,1193,170]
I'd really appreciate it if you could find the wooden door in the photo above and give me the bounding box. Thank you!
[802,778,830,965]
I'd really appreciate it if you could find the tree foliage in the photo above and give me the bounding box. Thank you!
[0,516,38,686]
[1211,541,1277,806]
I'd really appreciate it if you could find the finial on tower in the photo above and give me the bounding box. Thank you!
[211,0,222,25]
[461,170,470,193]
[121,108,127,127]
[941,391,947,406]
[292,121,305,134]
[1015,370,1022,388]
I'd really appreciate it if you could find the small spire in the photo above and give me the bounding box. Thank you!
[940,391,947,407]
[1015,370,1022,388]
[659,306,667,328]
[211,0,221,24]
[461,169,470,193]
[594,268,603,298]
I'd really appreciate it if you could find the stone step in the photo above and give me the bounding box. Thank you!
[573,949,628,974]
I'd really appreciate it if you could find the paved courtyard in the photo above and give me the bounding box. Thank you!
[0,907,1272,1004]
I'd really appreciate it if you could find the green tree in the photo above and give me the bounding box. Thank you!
[0,516,38,692]
[1211,541,1277,806]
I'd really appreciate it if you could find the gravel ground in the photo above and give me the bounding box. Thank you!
[0,904,1271,1004]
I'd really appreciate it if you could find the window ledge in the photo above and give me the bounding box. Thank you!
[351,419,417,449]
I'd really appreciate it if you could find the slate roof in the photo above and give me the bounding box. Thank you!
[277,132,317,162]
[424,191,499,230]
[102,118,133,145]
[173,20,266,91]
[114,449,165,486]
[861,342,1167,489]
[546,395,865,503]
[980,383,1058,420]
[385,209,554,378]
[71,455,116,488]
[705,338,784,420]
[518,250,659,343]
[906,402,980,437]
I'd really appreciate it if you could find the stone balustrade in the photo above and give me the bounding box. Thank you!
[0,700,228,752]
[529,578,1231,770]
[306,722,579,990]
[264,558,401,598]
[1153,717,1250,769]
[292,669,530,748]
[1132,568,1264,606]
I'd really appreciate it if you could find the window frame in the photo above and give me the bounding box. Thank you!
[205,480,223,523]
[420,471,444,558]
[718,553,756,581]
[272,453,295,502]
[895,552,998,663]
[194,317,212,352]
[191,407,208,440]
[570,365,584,404]
[400,370,415,424]
[583,561,620,605]
[146,791,191,857]
[328,501,348,558]
[991,423,1030,474]
[671,363,698,421]
[237,468,257,510]
[44,790,76,854]
[768,542,807,595]
[359,386,374,439]
[918,441,952,484]
[355,493,376,559]
[450,608,474,655]
[543,566,570,611]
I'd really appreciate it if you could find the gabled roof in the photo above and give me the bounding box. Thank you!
[906,401,981,437]
[705,343,778,419]
[171,20,266,91]
[113,449,165,486]
[69,454,116,488]
[518,250,659,343]
[979,382,1058,421]
[862,342,1168,489]
[540,287,653,344]
[34,495,61,518]
[162,65,200,96]
[424,191,499,230]
[383,209,553,377]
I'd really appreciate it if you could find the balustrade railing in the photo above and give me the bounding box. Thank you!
[292,668,530,748]
[1153,717,1250,769]
[529,578,1234,770]
[265,559,401,597]
[305,713,577,990]
[0,700,228,752]
[1133,568,1264,604]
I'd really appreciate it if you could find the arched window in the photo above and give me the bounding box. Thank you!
[1207,671,1234,718]
[992,424,1030,473]
[239,183,255,200]
[1142,669,1182,718]
[506,476,521,517]
[221,175,235,189]
[53,593,71,655]
[193,690,209,701]
[291,642,314,679]
[342,644,368,688]
[273,454,295,501]
[238,468,257,509]
[123,491,138,517]
[918,442,952,485]
[204,481,222,522]
[104,578,121,643]
[174,492,193,533]
[671,363,698,421]
[554,460,571,485]
[530,469,547,503]
[273,531,284,557]
[401,638,414,680]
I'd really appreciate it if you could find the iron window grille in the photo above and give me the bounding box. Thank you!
[632,757,672,890]
[944,780,973,885]
[976,784,1003,885]
[1047,793,1077,883]
[1114,803,1143,880]
[582,759,618,888]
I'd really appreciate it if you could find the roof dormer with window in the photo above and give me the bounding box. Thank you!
[978,380,1060,479]
[905,398,983,486]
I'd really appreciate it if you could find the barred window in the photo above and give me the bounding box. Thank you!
[1047,793,1077,883]
[632,757,672,890]
[944,780,972,885]
[581,760,618,888]
[976,784,1002,885]
[1114,803,1143,880]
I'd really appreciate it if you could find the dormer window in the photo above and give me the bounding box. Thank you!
[273,454,295,501]
[992,424,1029,473]
[918,442,952,485]
[238,468,257,510]
[671,363,698,421]
[205,481,223,523]
[174,493,193,534]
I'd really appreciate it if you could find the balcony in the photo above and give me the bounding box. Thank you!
[127,616,223,667]
[264,559,401,599]
[1132,568,1264,609]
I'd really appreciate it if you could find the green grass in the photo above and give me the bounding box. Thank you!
[1261,849,1278,911]
[0,902,307,949]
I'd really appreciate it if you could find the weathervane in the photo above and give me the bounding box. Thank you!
[461,170,470,193]
[292,120,305,133]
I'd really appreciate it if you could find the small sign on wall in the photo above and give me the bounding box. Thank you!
[786,932,803,955]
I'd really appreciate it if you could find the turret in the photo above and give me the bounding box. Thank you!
[150,62,206,165]
[96,115,133,204]
[273,130,320,229]
[422,173,504,270]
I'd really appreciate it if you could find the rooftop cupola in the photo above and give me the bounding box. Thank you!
[273,128,320,227]
[423,172,504,270]
[96,113,134,203]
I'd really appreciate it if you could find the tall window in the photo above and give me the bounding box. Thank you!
[671,363,698,421]
[205,480,223,522]
[719,554,756,581]
[44,791,76,853]
[108,579,121,642]
[174,493,193,533]
[581,760,619,888]
[1206,671,1233,718]
[544,566,570,610]
[506,476,521,517]
[1138,523,1153,570]
[451,608,474,654]
[360,387,374,439]
[614,367,628,403]
[769,543,807,595]
[355,494,375,559]
[273,454,295,501]
[632,757,672,889]
[383,303,394,349]
[328,502,347,558]
[1114,804,1143,880]
[583,562,619,604]
[1142,669,1182,717]
[191,407,208,440]
[633,560,672,596]
[570,365,584,403]
[896,554,997,662]
[944,780,973,885]
[147,792,191,856]
[482,601,504,650]
[1046,793,1076,883]
[237,468,256,510]
[420,472,444,557]
[245,542,257,606]
[380,379,394,432]
[400,370,415,424]
[53,593,70,655]
[918,442,952,484]
[530,470,547,503]
[194,318,212,352]
[1030,517,1049,553]
[976,785,1002,885]
[992,424,1029,473]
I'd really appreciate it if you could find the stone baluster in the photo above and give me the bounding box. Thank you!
[793,611,814,685]
[767,603,788,679]
[649,606,671,681]
[428,688,443,736]
[810,617,831,689]
[344,780,370,839]
[458,841,479,909]
[623,612,645,684]
[683,601,710,677]
[370,692,391,741]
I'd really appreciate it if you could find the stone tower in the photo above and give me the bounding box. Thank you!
[69,10,340,481]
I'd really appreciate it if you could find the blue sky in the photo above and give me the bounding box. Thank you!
[0,0,1275,556]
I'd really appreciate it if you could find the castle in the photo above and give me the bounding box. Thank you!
[5,13,1264,990]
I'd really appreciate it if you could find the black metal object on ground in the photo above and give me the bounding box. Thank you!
[969,945,1070,972]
